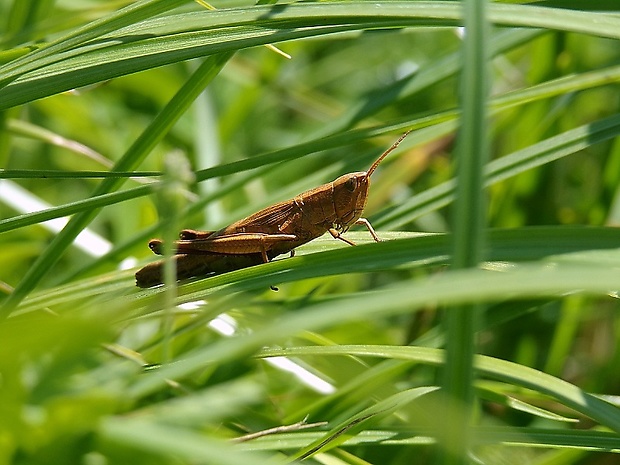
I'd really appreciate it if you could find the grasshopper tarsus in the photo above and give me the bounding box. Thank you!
[136,131,411,287]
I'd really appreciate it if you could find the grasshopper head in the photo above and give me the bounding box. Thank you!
[332,171,370,229]
[330,131,411,230]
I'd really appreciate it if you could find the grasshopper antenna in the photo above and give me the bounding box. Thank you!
[367,130,412,177]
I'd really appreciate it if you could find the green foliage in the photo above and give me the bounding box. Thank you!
[1,1,619,464]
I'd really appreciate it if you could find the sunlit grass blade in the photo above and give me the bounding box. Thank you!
[258,345,620,433]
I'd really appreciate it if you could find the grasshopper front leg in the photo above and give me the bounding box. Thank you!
[328,218,381,246]
[355,218,381,242]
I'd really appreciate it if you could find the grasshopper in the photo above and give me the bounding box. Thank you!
[135,131,411,288]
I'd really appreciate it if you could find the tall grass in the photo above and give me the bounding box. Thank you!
[1,1,619,464]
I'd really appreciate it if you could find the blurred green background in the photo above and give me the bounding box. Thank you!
[1,1,619,464]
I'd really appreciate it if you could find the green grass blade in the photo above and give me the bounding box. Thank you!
[3,3,620,109]
[377,113,620,229]
[443,1,490,461]
[0,52,233,316]
[257,345,620,434]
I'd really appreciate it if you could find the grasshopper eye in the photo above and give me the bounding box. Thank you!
[344,178,357,192]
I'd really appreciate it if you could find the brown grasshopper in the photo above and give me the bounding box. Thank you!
[135,131,411,288]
